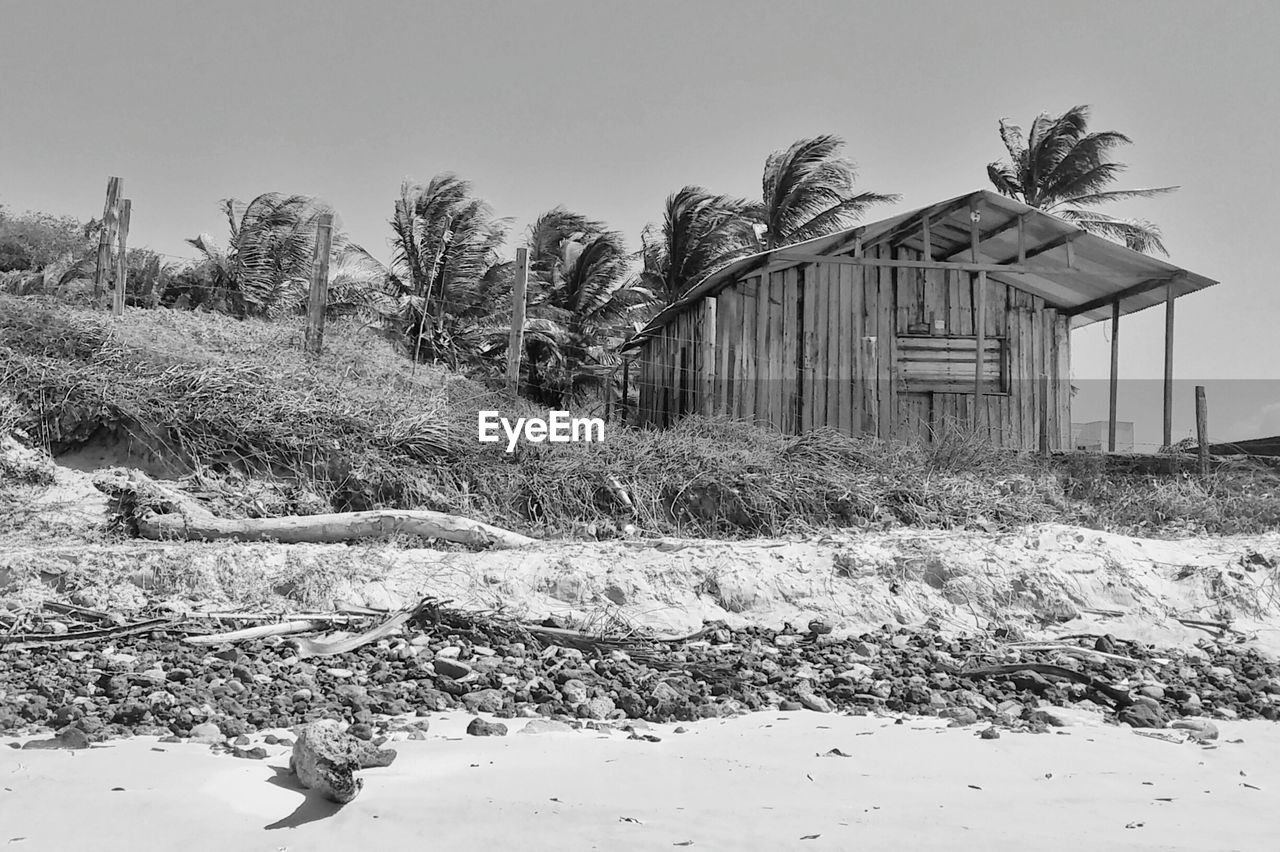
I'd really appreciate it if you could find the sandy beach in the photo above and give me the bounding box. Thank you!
[4,712,1277,852]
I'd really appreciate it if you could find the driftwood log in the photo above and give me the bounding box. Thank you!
[139,507,536,549]
[96,468,535,549]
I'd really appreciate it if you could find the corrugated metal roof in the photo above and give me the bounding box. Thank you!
[623,189,1217,351]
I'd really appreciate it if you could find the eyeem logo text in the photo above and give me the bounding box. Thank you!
[478,411,605,453]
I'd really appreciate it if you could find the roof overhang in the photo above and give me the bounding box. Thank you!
[623,189,1217,351]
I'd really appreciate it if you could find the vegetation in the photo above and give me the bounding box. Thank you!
[4,294,1276,540]
[387,175,511,368]
[521,208,653,406]
[7,116,1259,542]
[0,206,91,273]
[636,187,759,304]
[753,134,898,250]
[986,104,1178,254]
[185,193,334,316]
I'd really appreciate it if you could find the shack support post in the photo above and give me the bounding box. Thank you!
[1163,284,1175,449]
[1108,300,1120,452]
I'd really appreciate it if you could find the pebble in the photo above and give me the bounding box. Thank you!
[0,620,1272,748]
[432,658,473,680]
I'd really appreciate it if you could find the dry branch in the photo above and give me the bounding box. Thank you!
[185,620,327,646]
[292,609,414,658]
[959,662,1133,707]
[0,617,177,649]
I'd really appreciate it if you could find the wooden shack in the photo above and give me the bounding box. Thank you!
[623,190,1217,450]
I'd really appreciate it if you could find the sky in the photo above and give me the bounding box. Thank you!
[3,0,1279,445]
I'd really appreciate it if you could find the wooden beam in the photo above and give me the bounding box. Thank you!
[819,226,868,257]
[937,214,1023,262]
[698,296,717,416]
[1163,284,1175,449]
[869,193,981,249]
[1062,274,1181,317]
[1017,214,1026,264]
[970,200,986,432]
[993,229,1084,266]
[112,199,131,317]
[921,215,931,259]
[774,252,1039,275]
[1108,300,1120,452]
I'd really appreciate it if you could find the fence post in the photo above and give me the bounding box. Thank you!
[93,177,122,305]
[304,213,334,355]
[1195,385,1209,476]
[506,247,529,395]
[112,199,131,317]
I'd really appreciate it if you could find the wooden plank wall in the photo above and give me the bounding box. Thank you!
[635,246,1072,448]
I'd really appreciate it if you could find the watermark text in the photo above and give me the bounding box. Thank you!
[478,411,605,453]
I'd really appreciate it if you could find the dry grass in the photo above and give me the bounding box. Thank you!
[3,294,1279,540]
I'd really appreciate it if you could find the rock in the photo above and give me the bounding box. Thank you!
[433,658,473,680]
[466,718,508,737]
[335,685,369,709]
[779,700,803,711]
[1030,706,1106,728]
[849,641,878,658]
[578,696,616,720]
[979,727,1001,740]
[520,719,574,735]
[1118,703,1166,729]
[938,707,978,726]
[559,679,589,706]
[1170,718,1219,741]
[233,746,268,760]
[837,664,874,683]
[287,720,396,803]
[461,689,507,714]
[1137,685,1165,701]
[797,692,835,713]
[189,722,224,744]
[21,727,90,750]
[290,720,365,804]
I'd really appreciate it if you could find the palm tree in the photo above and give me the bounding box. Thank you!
[755,134,898,250]
[638,187,758,304]
[186,192,331,315]
[388,175,510,366]
[986,105,1178,254]
[316,236,396,322]
[520,208,653,405]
